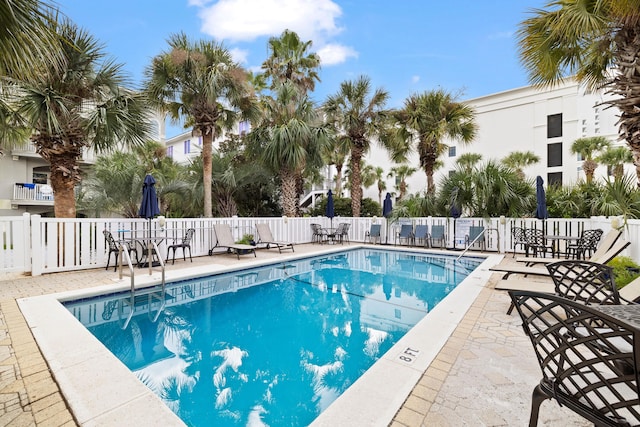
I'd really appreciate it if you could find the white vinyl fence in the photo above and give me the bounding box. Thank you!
[0,214,636,276]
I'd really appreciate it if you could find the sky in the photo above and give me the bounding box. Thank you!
[56,0,548,138]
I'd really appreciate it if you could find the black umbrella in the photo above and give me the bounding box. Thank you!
[535,176,548,220]
[383,193,393,244]
[325,190,335,228]
[450,191,461,249]
[139,174,160,267]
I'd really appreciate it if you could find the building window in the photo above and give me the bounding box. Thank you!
[167,146,173,158]
[547,113,562,138]
[184,140,190,154]
[33,172,48,184]
[547,143,562,167]
[547,172,562,186]
[448,146,456,157]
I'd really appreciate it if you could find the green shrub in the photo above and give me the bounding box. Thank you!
[608,256,640,288]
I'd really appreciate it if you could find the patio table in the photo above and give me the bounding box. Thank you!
[544,234,580,258]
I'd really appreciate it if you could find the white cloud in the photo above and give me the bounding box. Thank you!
[196,0,343,42]
[229,47,249,64]
[487,31,513,40]
[317,43,357,66]
[411,75,420,84]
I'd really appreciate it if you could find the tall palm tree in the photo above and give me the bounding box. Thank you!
[570,136,610,184]
[387,165,417,201]
[248,81,330,216]
[321,136,350,196]
[7,19,152,217]
[395,89,477,194]
[145,32,258,217]
[261,29,320,93]
[598,145,634,181]
[517,1,640,184]
[324,76,399,217]
[501,150,540,180]
[373,166,386,205]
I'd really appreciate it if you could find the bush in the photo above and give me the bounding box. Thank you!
[608,256,640,288]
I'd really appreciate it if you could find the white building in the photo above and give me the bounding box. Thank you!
[365,78,624,201]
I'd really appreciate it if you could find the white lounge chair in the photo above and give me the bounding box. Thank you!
[209,224,256,259]
[255,223,294,253]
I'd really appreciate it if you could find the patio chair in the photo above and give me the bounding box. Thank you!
[256,223,294,253]
[524,229,554,258]
[209,224,256,259]
[515,228,622,266]
[509,290,640,427]
[365,224,381,244]
[395,224,414,246]
[310,223,327,244]
[565,228,603,260]
[490,238,630,280]
[465,226,485,251]
[547,259,621,306]
[328,222,350,244]
[103,230,138,271]
[413,225,429,247]
[166,228,195,264]
[510,226,528,257]
[430,225,446,248]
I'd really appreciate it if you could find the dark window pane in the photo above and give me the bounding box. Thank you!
[547,113,562,138]
[547,172,562,186]
[448,146,456,157]
[548,143,562,167]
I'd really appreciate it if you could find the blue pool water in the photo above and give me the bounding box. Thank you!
[65,248,481,426]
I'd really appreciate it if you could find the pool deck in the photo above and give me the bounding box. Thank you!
[0,244,590,426]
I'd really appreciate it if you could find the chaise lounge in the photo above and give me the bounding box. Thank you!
[209,224,257,259]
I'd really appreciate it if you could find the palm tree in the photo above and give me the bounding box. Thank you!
[145,32,257,218]
[387,165,417,201]
[248,81,329,216]
[321,136,350,196]
[501,151,540,179]
[570,136,611,184]
[324,76,399,217]
[517,1,640,185]
[456,153,482,173]
[373,166,387,205]
[395,89,477,194]
[261,29,320,93]
[598,146,633,181]
[7,19,152,218]
[0,0,60,80]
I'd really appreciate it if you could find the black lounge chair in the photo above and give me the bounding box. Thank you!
[509,290,640,427]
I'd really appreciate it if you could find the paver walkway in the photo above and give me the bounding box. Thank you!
[0,247,591,426]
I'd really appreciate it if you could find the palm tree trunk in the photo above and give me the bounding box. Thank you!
[335,164,343,196]
[281,169,298,217]
[610,24,640,186]
[350,144,364,217]
[47,151,80,218]
[201,131,213,217]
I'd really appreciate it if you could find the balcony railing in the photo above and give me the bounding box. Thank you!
[11,142,97,164]
[12,183,54,205]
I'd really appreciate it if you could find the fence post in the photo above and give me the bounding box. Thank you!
[21,212,31,275]
[31,214,42,276]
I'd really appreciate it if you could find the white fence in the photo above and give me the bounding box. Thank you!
[0,214,636,276]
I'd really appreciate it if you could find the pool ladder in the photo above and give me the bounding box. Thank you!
[117,241,166,329]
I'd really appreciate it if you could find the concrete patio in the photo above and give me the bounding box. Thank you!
[0,245,590,426]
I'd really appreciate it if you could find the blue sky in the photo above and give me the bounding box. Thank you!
[57,0,547,138]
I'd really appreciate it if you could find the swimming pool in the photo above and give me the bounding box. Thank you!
[63,248,482,426]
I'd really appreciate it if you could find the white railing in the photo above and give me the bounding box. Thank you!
[13,183,54,203]
[0,214,636,276]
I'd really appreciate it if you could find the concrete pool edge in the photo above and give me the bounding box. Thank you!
[17,245,502,426]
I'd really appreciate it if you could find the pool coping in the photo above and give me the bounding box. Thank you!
[17,245,502,426]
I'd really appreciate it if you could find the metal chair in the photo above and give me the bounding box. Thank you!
[511,226,528,257]
[395,224,414,246]
[166,228,195,264]
[365,224,381,244]
[413,224,429,247]
[103,230,138,271]
[510,290,640,427]
[546,259,621,306]
[566,228,604,260]
[310,223,327,243]
[524,229,554,258]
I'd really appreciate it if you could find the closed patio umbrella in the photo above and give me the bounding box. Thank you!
[383,193,393,244]
[535,176,548,220]
[325,189,335,228]
[139,174,161,268]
